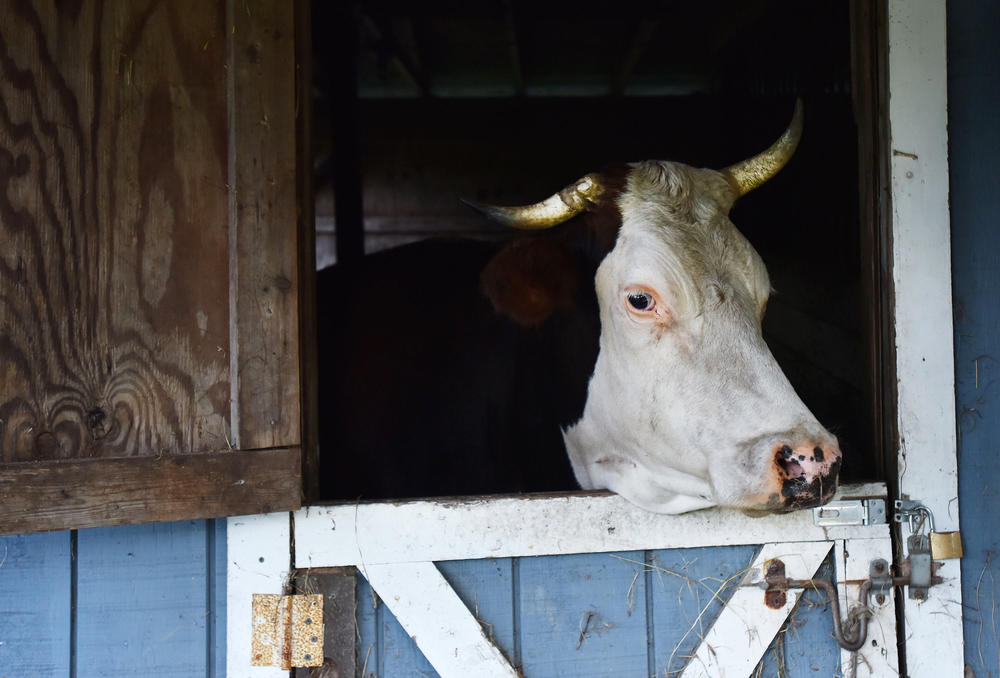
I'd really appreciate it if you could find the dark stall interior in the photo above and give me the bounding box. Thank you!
[310,0,884,499]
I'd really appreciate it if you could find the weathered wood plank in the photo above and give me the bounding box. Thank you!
[681,542,832,678]
[295,483,890,568]
[0,530,71,676]
[753,550,842,677]
[364,561,518,678]
[293,567,357,678]
[211,518,228,677]
[519,551,649,677]
[948,2,1000,673]
[438,558,517,666]
[295,0,319,504]
[0,0,302,534]
[230,0,300,450]
[226,511,291,678]
[0,446,300,535]
[0,0,232,460]
[356,559,522,677]
[74,520,216,677]
[647,545,757,676]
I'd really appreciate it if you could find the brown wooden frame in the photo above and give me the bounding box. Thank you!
[0,0,304,534]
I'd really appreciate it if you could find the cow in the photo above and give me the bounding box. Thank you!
[317,100,842,514]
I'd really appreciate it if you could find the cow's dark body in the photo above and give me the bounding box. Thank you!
[317,237,602,500]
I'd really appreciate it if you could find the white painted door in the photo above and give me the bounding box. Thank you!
[229,485,897,678]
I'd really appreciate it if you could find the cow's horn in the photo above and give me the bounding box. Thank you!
[721,99,803,198]
[462,174,604,230]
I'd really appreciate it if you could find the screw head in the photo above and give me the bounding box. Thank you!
[764,590,787,609]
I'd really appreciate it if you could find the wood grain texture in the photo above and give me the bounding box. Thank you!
[0,446,300,535]
[230,0,300,450]
[0,0,231,459]
[0,0,300,532]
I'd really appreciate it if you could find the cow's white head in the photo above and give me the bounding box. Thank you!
[470,102,841,514]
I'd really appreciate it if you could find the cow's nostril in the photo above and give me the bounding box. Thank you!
[775,447,804,478]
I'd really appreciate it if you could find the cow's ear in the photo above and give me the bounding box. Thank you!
[480,235,580,326]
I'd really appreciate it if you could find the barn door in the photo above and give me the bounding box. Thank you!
[0,0,306,535]
[224,2,963,676]
[228,488,897,677]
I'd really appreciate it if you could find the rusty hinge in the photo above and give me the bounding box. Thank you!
[251,594,324,669]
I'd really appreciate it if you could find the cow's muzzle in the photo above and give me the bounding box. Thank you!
[773,441,842,511]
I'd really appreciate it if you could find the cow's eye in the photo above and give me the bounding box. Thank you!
[627,292,654,311]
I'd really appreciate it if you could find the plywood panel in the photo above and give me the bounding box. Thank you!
[75,520,216,677]
[0,0,232,459]
[0,0,301,533]
[0,531,71,676]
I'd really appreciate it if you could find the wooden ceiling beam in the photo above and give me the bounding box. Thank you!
[614,17,660,95]
[359,11,430,96]
[501,0,525,96]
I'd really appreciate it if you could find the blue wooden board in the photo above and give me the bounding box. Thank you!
[518,551,650,677]
[0,531,72,677]
[949,2,1000,674]
[0,520,225,678]
[74,519,225,677]
[647,545,758,676]
[356,547,842,677]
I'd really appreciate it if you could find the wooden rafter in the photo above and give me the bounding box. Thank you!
[501,0,525,96]
[359,10,430,96]
[615,17,660,95]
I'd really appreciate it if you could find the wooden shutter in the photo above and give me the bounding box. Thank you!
[0,0,302,534]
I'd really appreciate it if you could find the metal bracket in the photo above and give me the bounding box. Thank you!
[813,498,887,527]
[893,499,935,533]
[900,534,943,600]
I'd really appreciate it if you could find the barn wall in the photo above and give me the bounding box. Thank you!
[948,1,1000,675]
[0,520,226,677]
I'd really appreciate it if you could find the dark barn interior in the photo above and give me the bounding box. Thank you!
[310,0,884,500]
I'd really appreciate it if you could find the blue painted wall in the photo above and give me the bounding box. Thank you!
[949,2,1000,676]
[0,520,226,678]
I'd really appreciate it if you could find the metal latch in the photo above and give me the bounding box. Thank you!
[757,558,875,651]
[813,498,887,527]
[894,499,963,560]
[760,499,960,650]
